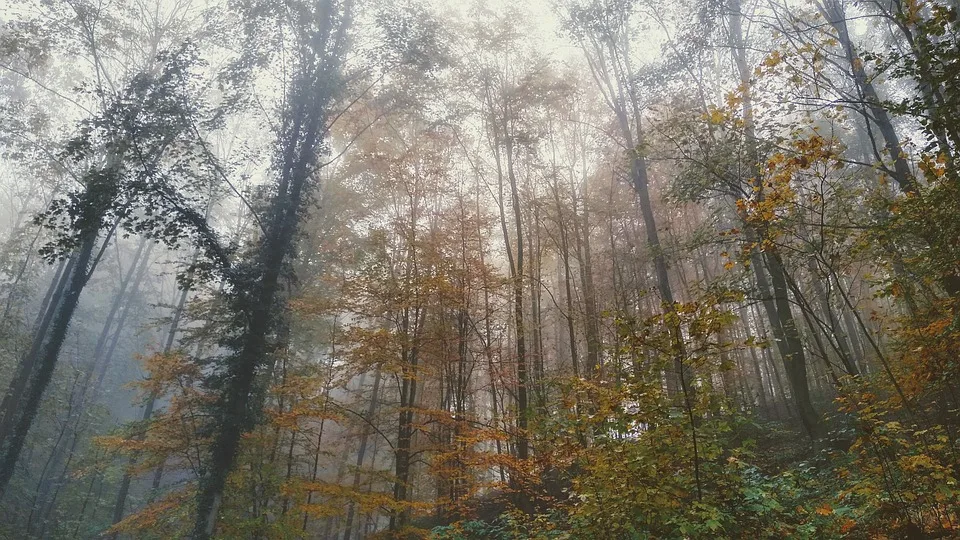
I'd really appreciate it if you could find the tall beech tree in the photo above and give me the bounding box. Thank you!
[190,1,353,535]
[566,0,692,398]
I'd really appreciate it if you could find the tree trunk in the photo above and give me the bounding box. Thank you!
[817,0,916,194]
[0,255,75,443]
[506,138,530,463]
[730,0,820,437]
[807,261,859,377]
[526,205,547,412]
[572,185,601,378]
[111,256,193,532]
[390,305,422,532]
[192,4,351,536]
[0,228,100,497]
[342,367,381,540]
[475,191,506,483]
[763,251,822,437]
[738,305,769,413]
[489,102,529,465]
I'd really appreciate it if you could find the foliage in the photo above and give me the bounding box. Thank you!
[4,0,960,538]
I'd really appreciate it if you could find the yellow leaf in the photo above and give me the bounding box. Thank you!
[708,108,725,124]
[763,50,782,68]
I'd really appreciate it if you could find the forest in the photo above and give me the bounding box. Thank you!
[0,0,958,537]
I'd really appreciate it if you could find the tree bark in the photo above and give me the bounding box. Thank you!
[342,368,381,540]
[192,4,351,534]
[0,228,99,497]
[730,0,820,437]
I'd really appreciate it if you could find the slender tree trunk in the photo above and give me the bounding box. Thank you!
[839,291,868,373]
[526,206,547,412]
[111,256,193,532]
[474,186,506,483]
[505,139,530,463]
[738,305,769,413]
[752,302,791,418]
[341,368,381,540]
[557,204,580,380]
[817,0,916,194]
[390,306,422,532]
[729,0,820,436]
[0,228,100,497]
[571,187,601,378]
[0,255,74,442]
[93,242,154,390]
[806,261,859,376]
[488,104,529,465]
[764,251,822,437]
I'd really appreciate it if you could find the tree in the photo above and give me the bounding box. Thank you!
[190,1,353,535]
[0,44,226,496]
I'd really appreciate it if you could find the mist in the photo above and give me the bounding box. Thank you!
[0,0,958,538]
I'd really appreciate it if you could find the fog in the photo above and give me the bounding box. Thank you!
[0,0,957,538]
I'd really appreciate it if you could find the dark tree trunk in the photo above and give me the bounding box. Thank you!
[0,255,75,444]
[0,229,99,497]
[763,251,822,438]
[390,305,423,532]
[192,4,351,534]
